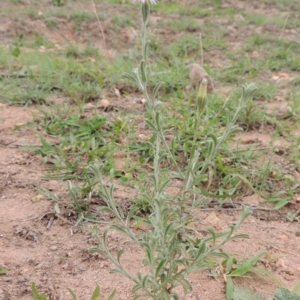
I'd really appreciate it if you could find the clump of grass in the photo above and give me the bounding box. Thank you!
[69,10,95,23]
[112,15,134,28]
[160,18,202,32]
[44,18,59,29]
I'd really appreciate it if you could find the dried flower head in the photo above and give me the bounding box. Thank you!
[188,63,214,93]
[133,0,157,4]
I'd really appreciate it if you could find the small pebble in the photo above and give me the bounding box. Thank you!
[99,99,110,108]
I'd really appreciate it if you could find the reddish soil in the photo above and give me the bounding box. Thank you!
[1,0,300,299]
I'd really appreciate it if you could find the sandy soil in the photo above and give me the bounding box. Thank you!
[1,0,300,299]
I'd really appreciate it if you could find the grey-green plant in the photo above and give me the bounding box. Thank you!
[89,1,257,299]
[232,286,268,300]
[273,288,300,300]
[230,286,300,300]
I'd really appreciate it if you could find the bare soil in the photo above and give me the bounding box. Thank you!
[1,0,300,299]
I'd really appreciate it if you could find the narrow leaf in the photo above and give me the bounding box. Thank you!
[111,224,127,235]
[67,288,78,300]
[117,250,125,264]
[226,276,234,300]
[153,81,164,99]
[132,283,143,293]
[155,259,166,278]
[107,289,117,300]
[140,60,147,83]
[90,285,100,300]
[31,283,48,300]
[294,281,300,293]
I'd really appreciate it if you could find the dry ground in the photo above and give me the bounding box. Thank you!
[1,0,300,299]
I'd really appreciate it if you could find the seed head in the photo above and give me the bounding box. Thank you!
[188,63,214,93]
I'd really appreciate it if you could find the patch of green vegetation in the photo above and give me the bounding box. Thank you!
[244,13,286,27]
[64,44,101,58]
[160,18,202,32]
[10,0,24,4]
[216,55,263,84]
[203,34,227,51]
[291,77,300,86]
[266,43,299,71]
[244,11,300,29]
[69,10,95,23]
[0,46,12,69]
[51,0,65,6]
[32,283,113,300]
[14,29,125,95]
[112,15,134,28]
[96,0,125,4]
[260,0,300,12]
[254,82,277,101]
[289,138,300,170]
[242,35,300,72]
[152,0,239,18]
[243,34,274,51]
[148,60,188,93]
[0,79,48,106]
[166,35,199,59]
[34,34,51,48]
[151,2,186,14]
[44,18,59,29]
[0,46,107,105]
[186,6,239,18]
[43,7,68,19]
[34,110,115,173]
[26,8,39,19]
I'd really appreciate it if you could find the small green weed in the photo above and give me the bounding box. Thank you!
[51,0,65,6]
[167,35,199,58]
[221,252,280,300]
[34,110,114,174]
[44,18,59,29]
[31,283,116,300]
[112,15,134,28]
[10,0,24,4]
[0,266,8,275]
[26,8,39,19]
[160,18,202,32]
[69,10,95,23]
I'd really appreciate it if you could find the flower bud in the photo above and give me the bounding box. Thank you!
[197,77,208,114]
